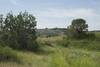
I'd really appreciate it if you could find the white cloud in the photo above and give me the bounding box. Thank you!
[35,8,100,30]
[36,8,98,18]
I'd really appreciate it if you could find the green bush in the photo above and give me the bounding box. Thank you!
[0,12,38,51]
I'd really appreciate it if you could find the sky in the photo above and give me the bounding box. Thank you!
[0,0,100,30]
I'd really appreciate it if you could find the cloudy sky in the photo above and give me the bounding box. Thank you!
[0,0,100,30]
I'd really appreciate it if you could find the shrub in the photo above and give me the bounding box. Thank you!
[0,12,38,51]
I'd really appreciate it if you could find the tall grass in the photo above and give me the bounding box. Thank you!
[0,46,20,62]
[49,47,69,67]
[68,48,100,67]
[70,57,97,67]
[0,45,100,67]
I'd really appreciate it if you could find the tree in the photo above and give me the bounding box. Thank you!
[0,11,38,51]
[67,18,88,39]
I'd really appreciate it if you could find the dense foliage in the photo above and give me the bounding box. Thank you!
[0,12,38,51]
[67,18,88,39]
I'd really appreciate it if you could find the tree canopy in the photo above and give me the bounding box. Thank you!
[0,12,38,51]
[67,18,88,39]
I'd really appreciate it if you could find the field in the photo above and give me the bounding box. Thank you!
[0,46,100,67]
[0,32,100,67]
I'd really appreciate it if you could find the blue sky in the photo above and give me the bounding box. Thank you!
[0,0,100,30]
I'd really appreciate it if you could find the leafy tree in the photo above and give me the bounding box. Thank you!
[67,18,88,39]
[0,12,38,51]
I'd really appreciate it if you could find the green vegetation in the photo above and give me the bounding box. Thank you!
[67,18,88,39]
[0,12,38,51]
[0,46,19,62]
[0,12,100,67]
[0,43,100,67]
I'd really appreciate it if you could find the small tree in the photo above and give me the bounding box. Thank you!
[67,18,88,39]
[0,12,38,51]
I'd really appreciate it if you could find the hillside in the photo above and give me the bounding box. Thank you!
[36,28,67,37]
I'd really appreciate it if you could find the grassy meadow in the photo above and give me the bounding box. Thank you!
[0,32,100,67]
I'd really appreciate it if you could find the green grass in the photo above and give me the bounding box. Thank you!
[0,46,20,62]
[37,35,100,51]
[0,33,100,67]
[0,45,100,67]
[67,48,100,67]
